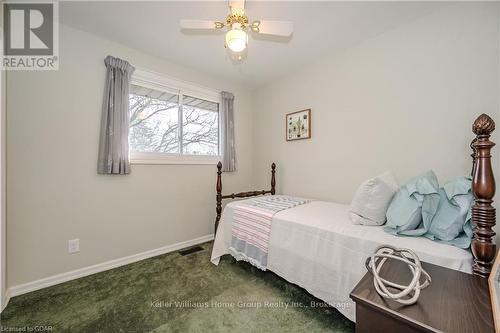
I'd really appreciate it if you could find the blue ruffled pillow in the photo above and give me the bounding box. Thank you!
[385,170,440,236]
[425,177,473,248]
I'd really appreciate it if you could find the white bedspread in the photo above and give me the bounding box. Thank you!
[211,199,473,322]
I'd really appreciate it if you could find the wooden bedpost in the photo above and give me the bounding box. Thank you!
[271,163,276,195]
[471,113,496,278]
[215,161,223,235]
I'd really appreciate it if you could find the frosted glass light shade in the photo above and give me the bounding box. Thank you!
[225,29,247,53]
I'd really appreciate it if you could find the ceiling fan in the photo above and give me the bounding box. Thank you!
[180,0,293,55]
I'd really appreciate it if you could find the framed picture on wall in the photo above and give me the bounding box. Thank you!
[286,109,311,141]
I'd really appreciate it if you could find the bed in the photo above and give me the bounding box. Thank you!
[210,113,497,322]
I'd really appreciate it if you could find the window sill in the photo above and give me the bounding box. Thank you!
[130,153,221,165]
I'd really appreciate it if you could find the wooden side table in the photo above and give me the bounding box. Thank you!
[350,260,495,333]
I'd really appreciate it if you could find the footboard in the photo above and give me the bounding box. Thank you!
[214,162,276,234]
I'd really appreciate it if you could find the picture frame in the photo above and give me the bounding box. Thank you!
[490,253,500,333]
[286,109,311,141]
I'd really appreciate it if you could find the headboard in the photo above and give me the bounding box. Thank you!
[214,113,497,278]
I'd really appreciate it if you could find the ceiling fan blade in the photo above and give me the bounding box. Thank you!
[255,20,293,37]
[229,0,245,13]
[180,20,219,30]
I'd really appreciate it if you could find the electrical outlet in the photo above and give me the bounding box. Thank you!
[68,239,80,253]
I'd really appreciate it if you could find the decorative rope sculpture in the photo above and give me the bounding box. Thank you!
[365,245,432,305]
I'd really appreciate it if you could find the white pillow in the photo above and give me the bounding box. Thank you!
[349,171,399,226]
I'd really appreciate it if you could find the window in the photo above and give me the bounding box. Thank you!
[129,70,221,164]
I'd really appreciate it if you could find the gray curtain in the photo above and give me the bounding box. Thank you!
[220,91,236,172]
[97,56,135,175]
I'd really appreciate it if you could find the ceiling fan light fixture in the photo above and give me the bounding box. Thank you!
[180,0,293,59]
[225,28,248,53]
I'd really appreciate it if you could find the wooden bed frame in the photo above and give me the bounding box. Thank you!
[215,113,497,278]
[215,162,276,234]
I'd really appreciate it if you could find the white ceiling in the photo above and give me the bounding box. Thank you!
[60,1,446,88]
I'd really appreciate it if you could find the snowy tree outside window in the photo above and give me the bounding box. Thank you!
[129,84,219,156]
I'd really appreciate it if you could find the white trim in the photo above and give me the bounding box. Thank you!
[132,68,222,104]
[2,289,10,312]
[130,152,221,165]
[7,234,214,298]
[178,94,184,154]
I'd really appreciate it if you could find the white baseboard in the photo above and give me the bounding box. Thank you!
[7,234,214,299]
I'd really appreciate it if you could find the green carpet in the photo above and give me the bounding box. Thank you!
[1,242,355,332]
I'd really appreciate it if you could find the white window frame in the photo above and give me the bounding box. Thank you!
[129,69,222,165]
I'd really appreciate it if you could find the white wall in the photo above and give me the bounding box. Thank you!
[497,4,500,247]
[253,3,499,205]
[6,24,254,287]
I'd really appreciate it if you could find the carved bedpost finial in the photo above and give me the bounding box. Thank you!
[473,113,495,136]
[215,162,223,234]
[471,114,496,278]
[271,163,276,195]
